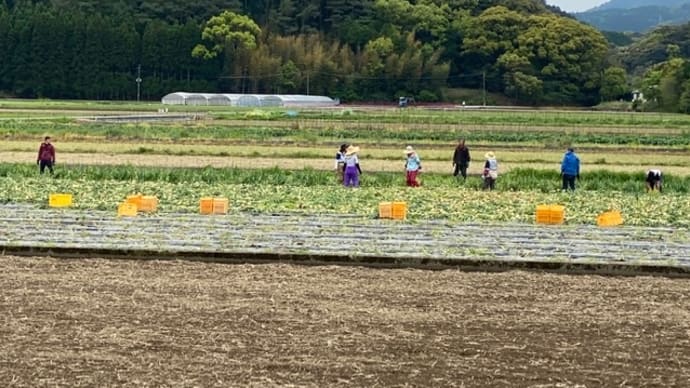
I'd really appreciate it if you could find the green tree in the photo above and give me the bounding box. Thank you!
[504,71,542,104]
[461,6,527,91]
[192,10,261,92]
[513,14,608,105]
[192,10,261,59]
[278,60,299,92]
[600,67,628,102]
[677,79,690,113]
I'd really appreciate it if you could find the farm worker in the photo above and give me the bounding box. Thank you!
[404,145,421,187]
[335,143,349,184]
[645,169,663,192]
[452,138,471,180]
[560,147,580,191]
[37,136,55,175]
[343,145,362,187]
[482,151,498,190]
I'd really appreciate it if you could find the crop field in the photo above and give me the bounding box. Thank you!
[1,100,689,385]
[1,101,690,224]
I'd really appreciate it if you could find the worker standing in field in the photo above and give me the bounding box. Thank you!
[452,138,471,181]
[37,136,55,175]
[335,143,348,184]
[560,147,580,191]
[645,169,663,192]
[482,151,498,190]
[343,145,362,187]
[404,145,422,187]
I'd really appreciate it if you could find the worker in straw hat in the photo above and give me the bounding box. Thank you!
[343,145,362,187]
[482,151,498,190]
[404,145,422,187]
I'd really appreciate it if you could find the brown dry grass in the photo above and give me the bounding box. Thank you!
[3,151,690,175]
[1,255,689,387]
[4,140,690,166]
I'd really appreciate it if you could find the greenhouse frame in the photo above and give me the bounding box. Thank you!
[161,92,338,107]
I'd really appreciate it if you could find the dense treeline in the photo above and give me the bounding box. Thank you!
[0,0,615,105]
[0,2,222,99]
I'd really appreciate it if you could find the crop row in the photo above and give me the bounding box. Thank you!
[2,175,688,227]
[2,118,690,148]
[2,164,690,193]
[215,108,690,128]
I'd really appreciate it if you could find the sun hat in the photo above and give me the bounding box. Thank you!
[485,151,496,159]
[345,145,360,156]
[404,145,415,154]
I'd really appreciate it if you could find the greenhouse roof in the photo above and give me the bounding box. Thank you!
[161,92,338,107]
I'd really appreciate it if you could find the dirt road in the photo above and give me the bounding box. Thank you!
[1,255,688,387]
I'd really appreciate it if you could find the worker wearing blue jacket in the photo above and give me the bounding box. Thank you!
[561,147,580,191]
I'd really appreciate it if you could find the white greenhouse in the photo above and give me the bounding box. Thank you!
[161,92,338,107]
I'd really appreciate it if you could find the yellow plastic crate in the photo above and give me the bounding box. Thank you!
[200,197,214,214]
[49,193,73,208]
[379,202,392,219]
[138,196,158,213]
[126,194,143,208]
[213,198,229,214]
[117,202,137,217]
[392,201,407,220]
[536,204,565,225]
[597,210,623,227]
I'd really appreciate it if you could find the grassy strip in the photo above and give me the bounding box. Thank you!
[2,163,688,193]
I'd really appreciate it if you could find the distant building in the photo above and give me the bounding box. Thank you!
[632,90,645,102]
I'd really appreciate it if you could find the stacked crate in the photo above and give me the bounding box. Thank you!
[200,197,229,215]
[118,194,159,216]
[379,201,407,220]
[535,205,565,225]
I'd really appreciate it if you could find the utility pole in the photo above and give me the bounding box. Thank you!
[306,71,310,95]
[136,64,142,102]
[482,71,486,107]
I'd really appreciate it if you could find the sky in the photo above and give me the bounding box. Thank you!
[545,0,609,13]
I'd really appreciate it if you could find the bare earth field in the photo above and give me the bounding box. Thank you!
[1,255,689,387]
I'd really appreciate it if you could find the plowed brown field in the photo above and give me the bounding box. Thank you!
[1,255,689,387]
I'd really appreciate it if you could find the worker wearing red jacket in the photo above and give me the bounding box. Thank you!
[37,136,55,175]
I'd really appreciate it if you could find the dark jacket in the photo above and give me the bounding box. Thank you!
[453,146,470,166]
[561,151,580,176]
[38,143,55,162]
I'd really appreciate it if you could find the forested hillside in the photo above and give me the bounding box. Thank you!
[576,3,690,32]
[588,0,690,12]
[0,0,612,105]
[616,22,690,112]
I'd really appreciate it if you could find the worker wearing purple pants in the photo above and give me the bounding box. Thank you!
[343,145,362,187]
